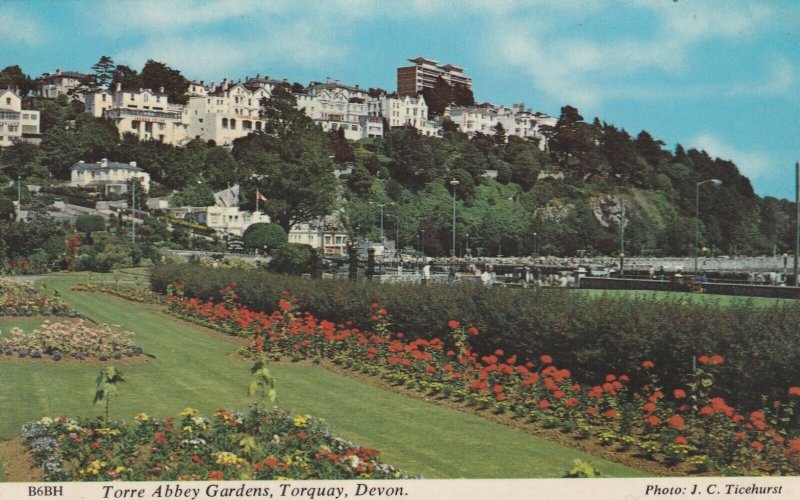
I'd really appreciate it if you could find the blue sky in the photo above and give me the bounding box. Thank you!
[2,0,799,199]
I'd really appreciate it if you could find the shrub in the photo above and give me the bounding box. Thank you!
[268,244,312,275]
[0,319,143,361]
[243,223,287,252]
[151,264,800,409]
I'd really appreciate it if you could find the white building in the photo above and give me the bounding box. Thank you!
[445,103,556,148]
[295,87,382,140]
[36,69,88,100]
[186,80,270,145]
[193,206,270,237]
[70,159,151,194]
[288,216,350,256]
[368,94,440,137]
[0,89,42,147]
[85,84,190,145]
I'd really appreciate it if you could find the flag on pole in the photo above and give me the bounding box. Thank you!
[256,190,269,212]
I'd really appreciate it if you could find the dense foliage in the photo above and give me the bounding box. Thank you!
[1,58,793,256]
[152,264,800,409]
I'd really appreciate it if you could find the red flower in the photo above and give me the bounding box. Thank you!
[468,326,479,336]
[709,354,725,365]
[540,354,553,364]
[492,384,504,394]
[642,402,657,413]
[697,355,710,365]
[553,390,566,399]
[605,374,616,382]
[90,440,100,449]
[495,393,506,402]
[673,388,687,400]
[699,406,714,417]
[787,439,800,457]
[371,302,379,310]
[752,440,764,452]
[154,431,167,444]
[266,457,278,468]
[675,436,688,445]
[618,375,630,383]
[647,415,661,426]
[209,470,224,480]
[735,432,746,441]
[668,415,685,430]
[448,320,460,330]
[586,407,598,416]
[494,349,504,356]
[642,360,654,369]
[566,397,579,408]
[774,436,785,444]
[604,409,619,419]
[191,455,203,463]
[538,400,551,409]
[789,386,800,397]
[378,308,387,316]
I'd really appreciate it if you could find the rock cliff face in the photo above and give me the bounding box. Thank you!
[535,199,573,222]
[590,194,625,228]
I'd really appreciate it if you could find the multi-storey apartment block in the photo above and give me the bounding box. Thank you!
[0,89,42,147]
[296,84,382,141]
[397,57,472,98]
[85,84,190,144]
[36,68,88,100]
[186,80,271,145]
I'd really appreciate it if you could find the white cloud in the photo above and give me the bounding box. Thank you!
[690,133,773,180]
[0,10,45,45]
[117,37,253,80]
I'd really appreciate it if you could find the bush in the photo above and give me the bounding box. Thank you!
[268,243,312,275]
[151,264,800,409]
[242,223,287,252]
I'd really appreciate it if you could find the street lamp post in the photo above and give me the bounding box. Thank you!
[695,179,722,275]
[421,229,425,256]
[369,201,394,246]
[465,233,470,258]
[533,232,537,257]
[450,179,459,260]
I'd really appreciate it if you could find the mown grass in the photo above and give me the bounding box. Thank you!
[0,273,647,478]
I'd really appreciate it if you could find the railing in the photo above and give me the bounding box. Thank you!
[106,108,183,121]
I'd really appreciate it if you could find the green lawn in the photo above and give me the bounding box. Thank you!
[0,273,647,479]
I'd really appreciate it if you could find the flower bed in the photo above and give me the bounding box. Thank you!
[165,283,800,475]
[21,407,410,481]
[0,319,143,361]
[71,282,164,305]
[0,277,78,317]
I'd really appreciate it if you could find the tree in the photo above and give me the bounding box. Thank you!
[76,214,106,241]
[93,366,125,423]
[141,60,189,104]
[452,82,475,107]
[111,64,143,91]
[493,122,507,146]
[233,86,336,232]
[91,55,115,88]
[0,65,34,96]
[0,197,15,221]
[421,77,454,117]
[243,223,287,252]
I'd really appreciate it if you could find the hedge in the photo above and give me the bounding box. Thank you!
[151,264,800,409]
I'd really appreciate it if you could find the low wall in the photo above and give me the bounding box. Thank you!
[579,277,800,299]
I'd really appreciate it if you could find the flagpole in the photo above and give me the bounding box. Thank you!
[256,190,259,213]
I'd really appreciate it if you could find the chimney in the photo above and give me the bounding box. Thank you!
[335,79,340,85]
[100,158,108,168]
[159,86,164,94]
[56,68,61,75]
[210,81,216,92]
[200,80,204,86]
[116,82,121,91]
[325,76,331,84]
[256,73,260,79]
[129,161,137,168]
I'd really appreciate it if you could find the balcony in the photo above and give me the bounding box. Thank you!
[106,108,183,121]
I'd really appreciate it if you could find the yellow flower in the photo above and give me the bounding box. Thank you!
[183,426,194,434]
[214,452,243,465]
[180,407,199,417]
[293,416,308,427]
[135,412,149,422]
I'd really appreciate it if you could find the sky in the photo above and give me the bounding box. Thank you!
[2,0,799,200]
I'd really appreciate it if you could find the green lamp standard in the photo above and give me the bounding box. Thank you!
[695,179,722,275]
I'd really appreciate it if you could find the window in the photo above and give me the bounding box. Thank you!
[5,98,10,105]
[22,114,29,120]
[230,119,236,129]
[143,93,149,102]
[102,94,107,102]
[222,118,228,128]
[351,124,357,130]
